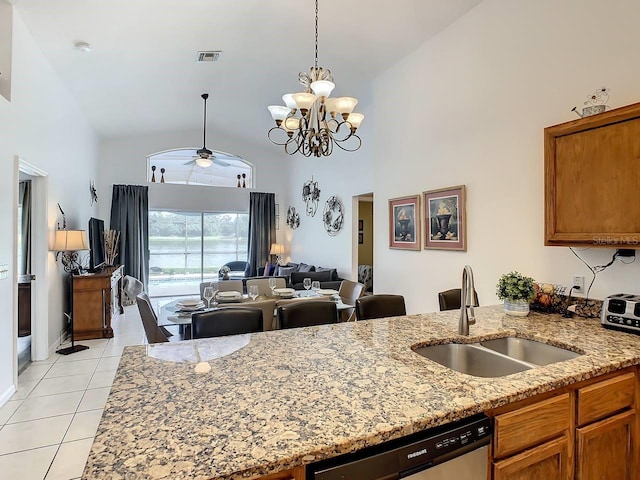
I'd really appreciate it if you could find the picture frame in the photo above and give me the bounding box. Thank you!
[358,219,363,231]
[388,195,421,250]
[423,185,466,251]
[358,232,364,244]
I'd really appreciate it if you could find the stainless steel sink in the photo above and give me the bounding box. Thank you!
[414,343,533,378]
[480,337,580,365]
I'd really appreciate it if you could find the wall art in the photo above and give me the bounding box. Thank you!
[286,206,300,229]
[323,195,344,236]
[302,177,321,216]
[388,194,421,250]
[423,185,466,251]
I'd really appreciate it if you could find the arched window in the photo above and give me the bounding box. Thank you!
[146,148,253,188]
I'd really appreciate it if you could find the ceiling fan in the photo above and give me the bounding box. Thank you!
[184,93,230,168]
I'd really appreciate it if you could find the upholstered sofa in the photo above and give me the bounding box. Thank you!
[259,262,343,291]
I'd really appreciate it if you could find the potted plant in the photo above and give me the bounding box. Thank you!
[496,271,536,316]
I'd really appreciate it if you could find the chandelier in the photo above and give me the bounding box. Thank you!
[267,0,364,157]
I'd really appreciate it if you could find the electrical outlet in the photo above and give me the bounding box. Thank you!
[572,275,585,292]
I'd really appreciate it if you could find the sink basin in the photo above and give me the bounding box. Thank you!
[414,343,532,378]
[480,337,580,365]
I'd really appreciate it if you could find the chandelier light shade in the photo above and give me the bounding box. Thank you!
[267,0,364,157]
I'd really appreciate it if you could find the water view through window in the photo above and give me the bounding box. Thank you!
[148,211,248,298]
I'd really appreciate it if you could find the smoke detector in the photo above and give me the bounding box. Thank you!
[74,41,92,53]
[196,51,222,63]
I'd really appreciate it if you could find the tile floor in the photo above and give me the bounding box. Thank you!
[0,305,146,480]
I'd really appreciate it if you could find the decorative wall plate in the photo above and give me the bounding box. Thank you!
[286,206,300,229]
[323,196,344,236]
[302,177,321,217]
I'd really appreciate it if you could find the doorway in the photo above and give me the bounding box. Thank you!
[352,193,374,293]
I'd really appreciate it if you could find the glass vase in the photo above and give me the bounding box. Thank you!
[503,299,530,317]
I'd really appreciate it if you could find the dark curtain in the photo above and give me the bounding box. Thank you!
[247,192,276,276]
[18,181,31,275]
[110,185,149,289]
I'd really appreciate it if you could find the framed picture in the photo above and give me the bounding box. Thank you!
[358,219,364,231]
[423,185,466,251]
[388,195,421,250]
[358,232,364,244]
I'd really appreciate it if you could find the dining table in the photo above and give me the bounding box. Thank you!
[157,291,355,335]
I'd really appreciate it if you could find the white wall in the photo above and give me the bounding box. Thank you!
[0,8,98,402]
[97,128,288,222]
[372,0,640,314]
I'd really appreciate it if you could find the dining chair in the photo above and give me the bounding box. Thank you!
[246,277,286,297]
[355,294,406,321]
[219,299,277,331]
[136,293,174,343]
[277,301,338,329]
[190,307,263,339]
[438,288,479,311]
[338,280,365,322]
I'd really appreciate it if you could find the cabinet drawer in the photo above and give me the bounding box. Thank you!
[493,436,570,480]
[577,372,635,426]
[494,393,571,459]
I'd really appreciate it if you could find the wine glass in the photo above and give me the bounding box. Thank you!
[303,277,312,296]
[268,277,277,297]
[248,285,259,301]
[203,287,214,309]
[311,281,320,296]
[209,281,219,307]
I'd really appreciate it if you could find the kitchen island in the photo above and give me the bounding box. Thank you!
[82,305,640,480]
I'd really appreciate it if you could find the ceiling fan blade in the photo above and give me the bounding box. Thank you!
[183,159,198,166]
[211,157,230,167]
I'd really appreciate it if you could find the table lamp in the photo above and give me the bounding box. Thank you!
[270,243,284,265]
[52,229,88,274]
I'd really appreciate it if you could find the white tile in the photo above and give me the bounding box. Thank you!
[29,374,93,398]
[88,369,117,390]
[0,400,22,425]
[31,356,58,366]
[64,409,103,442]
[109,334,145,347]
[95,356,121,372]
[0,445,58,480]
[45,438,94,480]
[44,359,99,379]
[10,379,38,400]
[0,415,73,455]
[55,347,105,363]
[8,391,84,424]
[100,344,126,357]
[78,387,111,412]
[18,364,52,382]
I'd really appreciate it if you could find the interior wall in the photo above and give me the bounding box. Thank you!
[358,200,373,266]
[372,0,640,314]
[0,8,98,403]
[97,129,288,222]
[0,0,12,101]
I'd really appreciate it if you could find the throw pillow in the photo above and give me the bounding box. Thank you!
[263,262,272,277]
[276,266,296,282]
[298,262,315,273]
[316,267,338,281]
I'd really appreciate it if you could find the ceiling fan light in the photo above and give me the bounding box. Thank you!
[282,94,297,110]
[292,92,317,111]
[334,97,358,114]
[268,105,291,122]
[310,80,335,98]
[195,157,213,168]
[346,112,364,129]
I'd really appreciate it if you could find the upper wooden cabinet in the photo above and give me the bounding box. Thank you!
[544,102,640,247]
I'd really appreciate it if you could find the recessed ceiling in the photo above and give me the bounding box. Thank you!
[13,0,483,140]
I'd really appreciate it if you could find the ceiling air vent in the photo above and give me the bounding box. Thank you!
[196,51,222,63]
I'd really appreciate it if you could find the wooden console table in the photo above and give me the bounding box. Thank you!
[70,265,123,340]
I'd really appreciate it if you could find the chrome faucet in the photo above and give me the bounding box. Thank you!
[459,265,476,335]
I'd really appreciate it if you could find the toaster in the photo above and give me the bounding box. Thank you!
[601,294,640,334]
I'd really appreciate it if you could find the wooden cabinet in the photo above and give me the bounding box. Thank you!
[488,368,637,480]
[544,102,640,247]
[257,467,305,480]
[70,266,123,340]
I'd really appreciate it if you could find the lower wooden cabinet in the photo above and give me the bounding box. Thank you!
[576,410,635,480]
[494,436,570,480]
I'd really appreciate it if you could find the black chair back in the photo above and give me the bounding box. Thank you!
[277,301,338,329]
[219,261,251,278]
[191,307,263,338]
[355,294,406,321]
[438,288,479,311]
[136,293,169,344]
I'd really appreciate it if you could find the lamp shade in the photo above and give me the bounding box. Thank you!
[269,243,284,255]
[346,112,365,129]
[53,230,89,252]
[267,105,291,122]
[310,80,335,98]
[292,92,317,111]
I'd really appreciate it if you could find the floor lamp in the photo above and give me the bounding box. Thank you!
[52,229,90,355]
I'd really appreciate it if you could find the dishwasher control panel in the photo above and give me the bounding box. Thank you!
[308,414,492,480]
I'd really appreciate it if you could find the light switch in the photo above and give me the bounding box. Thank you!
[0,264,7,279]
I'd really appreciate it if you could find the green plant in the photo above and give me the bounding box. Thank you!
[496,271,536,302]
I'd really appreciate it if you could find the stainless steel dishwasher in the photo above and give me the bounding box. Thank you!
[307,414,491,480]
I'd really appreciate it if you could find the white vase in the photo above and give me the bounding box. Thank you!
[503,299,530,316]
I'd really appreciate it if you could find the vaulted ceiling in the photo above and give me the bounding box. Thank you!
[13,0,482,141]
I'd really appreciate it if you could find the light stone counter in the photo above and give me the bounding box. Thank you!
[82,305,640,480]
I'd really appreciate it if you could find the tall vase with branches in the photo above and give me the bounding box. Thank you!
[104,230,120,267]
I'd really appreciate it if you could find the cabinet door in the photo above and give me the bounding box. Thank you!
[576,410,635,480]
[494,436,570,480]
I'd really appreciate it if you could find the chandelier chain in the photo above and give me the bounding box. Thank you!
[314,0,318,70]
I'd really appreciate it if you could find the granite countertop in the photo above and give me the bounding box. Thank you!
[82,305,640,480]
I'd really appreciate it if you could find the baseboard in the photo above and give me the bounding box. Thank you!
[0,384,17,408]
